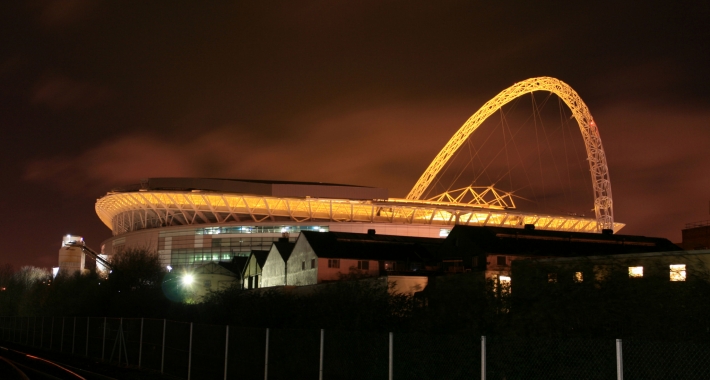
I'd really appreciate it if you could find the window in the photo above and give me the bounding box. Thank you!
[670,264,686,281]
[629,266,643,278]
[499,275,511,295]
[357,260,369,270]
[574,272,583,283]
[548,273,557,283]
[302,261,305,270]
[497,256,507,266]
[384,261,396,271]
[472,257,479,267]
[311,258,316,269]
[328,259,340,269]
[203,280,211,288]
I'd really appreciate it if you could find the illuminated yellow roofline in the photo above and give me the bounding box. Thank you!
[96,191,624,236]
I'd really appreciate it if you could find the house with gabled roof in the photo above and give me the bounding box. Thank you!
[243,250,270,289]
[284,230,442,289]
[261,238,296,287]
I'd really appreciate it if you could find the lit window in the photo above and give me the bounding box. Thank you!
[629,266,643,278]
[670,264,686,281]
[548,273,557,283]
[357,260,369,270]
[574,272,583,283]
[328,259,340,269]
[499,275,511,294]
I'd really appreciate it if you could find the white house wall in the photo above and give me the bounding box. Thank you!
[261,245,287,287]
[286,237,319,286]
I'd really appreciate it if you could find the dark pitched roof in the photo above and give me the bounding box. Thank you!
[273,241,296,262]
[443,225,681,258]
[250,250,270,268]
[300,231,443,261]
[219,256,249,275]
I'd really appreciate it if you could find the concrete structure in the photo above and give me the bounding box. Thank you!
[682,220,710,250]
[58,235,85,274]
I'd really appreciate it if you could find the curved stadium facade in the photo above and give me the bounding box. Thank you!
[97,178,623,268]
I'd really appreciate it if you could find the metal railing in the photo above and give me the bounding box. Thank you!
[2,316,710,379]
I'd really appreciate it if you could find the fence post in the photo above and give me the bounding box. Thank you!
[319,329,324,380]
[481,336,487,380]
[119,318,123,364]
[389,332,393,380]
[188,322,193,380]
[72,317,76,354]
[102,317,107,361]
[161,319,166,374]
[86,317,90,357]
[138,318,144,368]
[224,325,229,380]
[616,339,624,380]
[264,328,270,380]
[50,317,54,349]
[61,317,65,352]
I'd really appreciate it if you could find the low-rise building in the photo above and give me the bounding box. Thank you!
[242,250,269,289]
[261,239,296,287]
[439,225,680,286]
[284,230,441,287]
[511,249,710,292]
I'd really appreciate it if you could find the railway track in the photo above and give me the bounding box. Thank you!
[0,346,117,380]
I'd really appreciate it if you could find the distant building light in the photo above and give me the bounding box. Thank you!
[574,272,583,283]
[439,229,451,237]
[670,264,686,281]
[167,265,173,272]
[628,266,643,278]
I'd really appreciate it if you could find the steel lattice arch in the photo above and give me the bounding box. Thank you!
[406,76,614,231]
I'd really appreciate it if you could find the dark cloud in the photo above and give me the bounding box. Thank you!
[31,75,111,110]
[1,1,708,267]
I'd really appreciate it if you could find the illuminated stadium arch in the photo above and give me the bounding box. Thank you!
[406,77,614,231]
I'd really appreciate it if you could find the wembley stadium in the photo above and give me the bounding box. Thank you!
[97,177,623,268]
[95,77,625,268]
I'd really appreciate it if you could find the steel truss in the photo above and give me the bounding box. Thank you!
[96,191,623,236]
[406,77,614,231]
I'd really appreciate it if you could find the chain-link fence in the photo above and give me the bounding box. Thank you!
[2,316,710,379]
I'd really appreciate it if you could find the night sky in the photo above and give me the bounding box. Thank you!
[1,1,708,268]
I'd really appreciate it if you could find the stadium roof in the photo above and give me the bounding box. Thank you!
[111,178,388,200]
